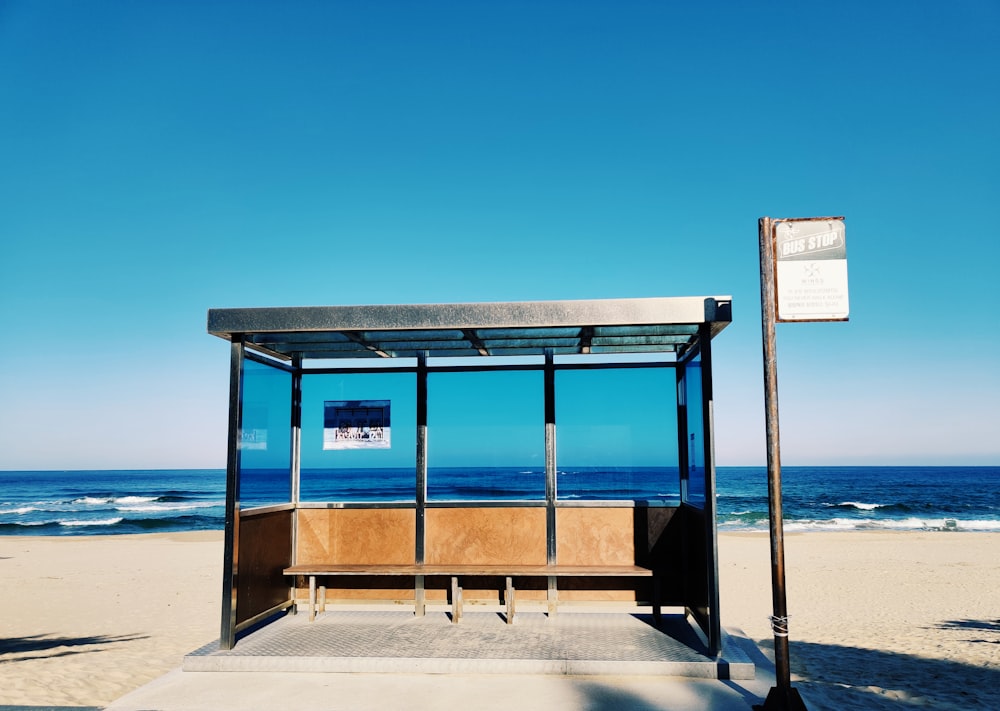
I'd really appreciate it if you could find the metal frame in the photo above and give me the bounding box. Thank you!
[211,297,731,652]
[220,338,244,650]
[698,323,721,654]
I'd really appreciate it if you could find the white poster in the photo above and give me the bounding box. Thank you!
[323,400,391,450]
[774,218,849,322]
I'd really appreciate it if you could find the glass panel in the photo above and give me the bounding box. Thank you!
[300,372,416,501]
[684,353,706,506]
[556,367,678,502]
[239,358,292,507]
[427,370,544,500]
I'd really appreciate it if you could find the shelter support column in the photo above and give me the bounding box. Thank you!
[220,337,245,650]
[290,355,302,506]
[544,350,557,613]
[290,355,301,587]
[699,324,722,655]
[415,353,428,615]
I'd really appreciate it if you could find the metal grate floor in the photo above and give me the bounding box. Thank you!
[185,611,755,679]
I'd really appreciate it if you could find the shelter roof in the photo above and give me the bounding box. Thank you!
[207,296,731,361]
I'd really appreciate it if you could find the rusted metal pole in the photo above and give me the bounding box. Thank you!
[755,217,808,710]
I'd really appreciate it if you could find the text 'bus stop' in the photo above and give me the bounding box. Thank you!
[207,296,732,658]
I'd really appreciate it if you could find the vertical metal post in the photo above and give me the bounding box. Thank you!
[220,337,245,650]
[290,355,302,506]
[699,326,722,655]
[544,350,558,612]
[674,366,691,617]
[416,352,428,560]
[544,349,557,561]
[289,354,302,598]
[415,353,428,615]
[756,217,808,710]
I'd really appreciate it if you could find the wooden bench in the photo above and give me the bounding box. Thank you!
[284,563,657,624]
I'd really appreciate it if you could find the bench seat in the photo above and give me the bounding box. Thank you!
[283,563,656,624]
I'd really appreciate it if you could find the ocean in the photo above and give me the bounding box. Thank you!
[1,466,997,536]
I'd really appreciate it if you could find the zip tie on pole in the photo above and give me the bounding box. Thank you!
[769,615,790,637]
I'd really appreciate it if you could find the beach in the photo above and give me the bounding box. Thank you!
[0,532,222,707]
[1,531,997,710]
[718,532,999,710]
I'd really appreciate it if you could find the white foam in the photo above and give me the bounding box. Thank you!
[114,496,158,505]
[74,496,111,505]
[60,517,124,527]
[839,501,884,511]
[965,520,1000,531]
[781,517,1000,532]
[879,517,938,529]
[784,518,858,532]
[115,502,203,513]
[0,506,37,515]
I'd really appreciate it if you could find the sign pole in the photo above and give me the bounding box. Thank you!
[754,216,808,711]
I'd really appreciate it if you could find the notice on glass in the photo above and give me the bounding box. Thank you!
[240,404,268,450]
[323,400,391,450]
[774,218,849,322]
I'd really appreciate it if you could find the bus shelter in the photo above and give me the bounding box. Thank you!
[207,296,731,654]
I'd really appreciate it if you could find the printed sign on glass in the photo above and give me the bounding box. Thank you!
[240,404,268,450]
[323,400,391,450]
[774,218,849,322]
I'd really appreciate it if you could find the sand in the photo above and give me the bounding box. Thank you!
[0,531,222,707]
[719,532,999,710]
[1,531,997,710]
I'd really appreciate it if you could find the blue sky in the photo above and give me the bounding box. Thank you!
[1,0,997,469]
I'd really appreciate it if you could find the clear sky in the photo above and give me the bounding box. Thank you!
[1,0,998,470]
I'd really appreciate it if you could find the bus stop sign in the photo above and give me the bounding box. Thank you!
[773,217,848,322]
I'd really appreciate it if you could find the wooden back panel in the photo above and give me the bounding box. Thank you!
[296,508,416,565]
[425,507,547,565]
[556,507,635,565]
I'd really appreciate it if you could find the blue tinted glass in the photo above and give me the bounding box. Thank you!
[240,358,292,507]
[556,367,679,502]
[684,355,705,506]
[427,370,544,500]
[300,372,416,501]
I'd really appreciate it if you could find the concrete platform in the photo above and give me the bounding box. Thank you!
[107,628,777,711]
[183,610,754,679]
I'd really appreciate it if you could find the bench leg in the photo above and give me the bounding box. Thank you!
[652,575,662,626]
[506,576,515,624]
[451,576,463,623]
[547,576,558,617]
[308,576,316,622]
[415,574,425,617]
[319,585,327,615]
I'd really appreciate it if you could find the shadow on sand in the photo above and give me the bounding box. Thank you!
[565,623,998,711]
[932,617,1000,642]
[568,633,770,711]
[787,622,1000,710]
[0,634,148,662]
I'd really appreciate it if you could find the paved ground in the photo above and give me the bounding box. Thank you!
[183,611,754,678]
[106,612,789,710]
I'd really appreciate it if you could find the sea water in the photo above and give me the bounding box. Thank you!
[0,466,997,536]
